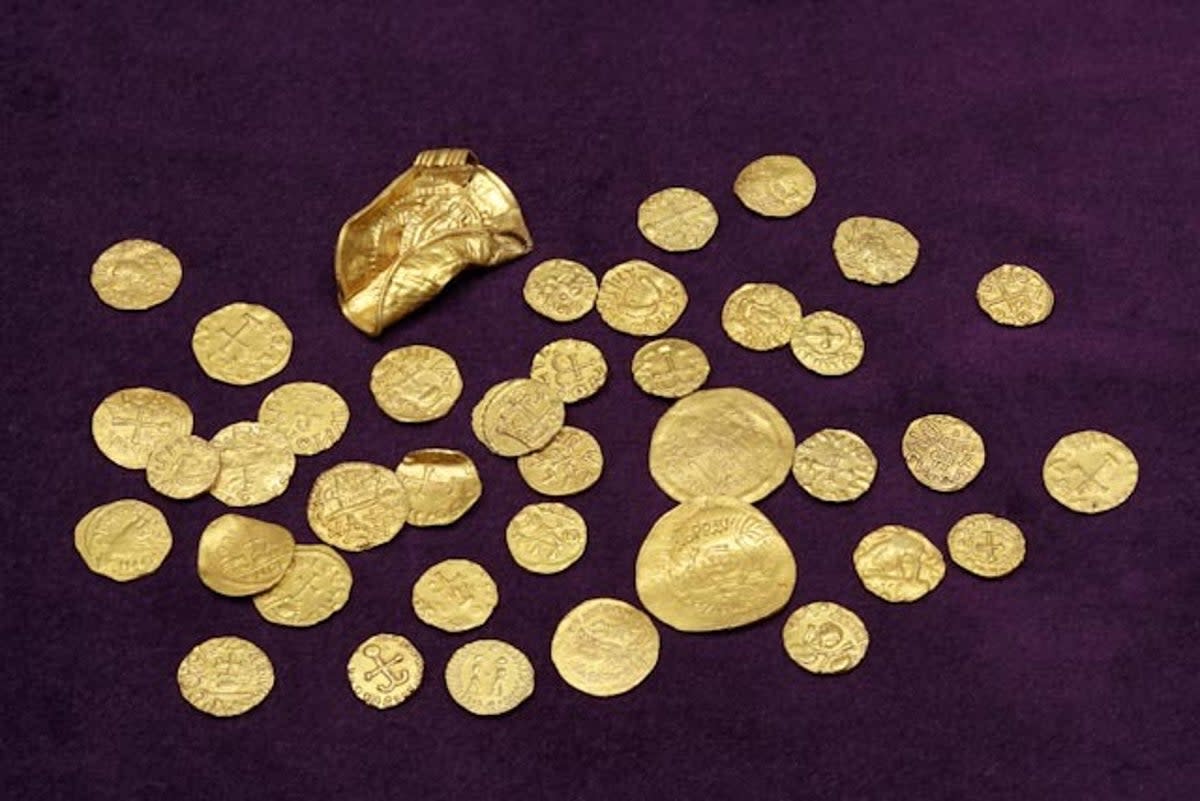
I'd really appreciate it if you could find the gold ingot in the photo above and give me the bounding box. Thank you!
[253,544,353,627]
[550,598,659,697]
[790,310,864,376]
[977,264,1054,327]
[257,381,350,455]
[791,428,877,503]
[395,448,482,527]
[347,633,424,709]
[781,602,869,674]
[191,302,293,386]
[637,187,718,252]
[853,525,945,603]
[946,514,1026,578]
[74,499,172,582]
[90,239,182,310]
[411,558,498,633]
[92,387,193,470]
[1043,430,1138,514]
[902,413,986,492]
[505,502,587,575]
[209,422,295,507]
[523,258,597,322]
[529,338,608,403]
[145,434,220,500]
[470,377,565,457]
[517,426,603,497]
[631,338,710,399]
[833,216,919,285]
[636,498,796,632]
[177,636,274,717]
[595,260,688,336]
[370,345,462,423]
[307,462,409,552]
[445,639,534,716]
[336,148,532,336]
[197,513,295,597]
[721,283,803,351]
[733,154,817,218]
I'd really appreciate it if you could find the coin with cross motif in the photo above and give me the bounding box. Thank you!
[411,558,498,633]
[209,422,295,507]
[523,258,598,322]
[257,381,350,455]
[145,434,220,499]
[976,264,1054,327]
[92,387,193,470]
[790,311,864,376]
[631,338,711,399]
[191,302,293,385]
[637,187,718,252]
[902,414,985,493]
[517,426,603,497]
[395,448,482,527]
[370,345,462,423]
[307,462,410,552]
[529,338,608,403]
[1043,430,1138,514]
[253,543,353,627]
[347,633,424,709]
[946,513,1026,578]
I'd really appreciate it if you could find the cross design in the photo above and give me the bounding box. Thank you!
[1071,452,1119,494]
[362,644,409,692]
[214,313,262,354]
[112,401,172,444]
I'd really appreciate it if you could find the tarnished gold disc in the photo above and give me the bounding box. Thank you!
[782,602,869,674]
[191,302,293,386]
[790,310,864,376]
[209,422,295,507]
[791,428,877,503]
[648,387,795,503]
[253,543,353,626]
[411,558,498,633]
[177,636,274,717]
[92,387,193,469]
[307,462,409,552]
[445,639,535,716]
[470,378,565,457]
[551,598,660,697]
[946,514,1026,578]
[74,499,172,582]
[506,502,587,574]
[529,338,608,403]
[197,513,295,597]
[523,259,598,322]
[721,283,803,351]
[636,498,796,632]
[595,260,688,336]
[257,381,350,455]
[637,187,718,252]
[977,264,1055,327]
[833,216,919,285]
[90,239,182,310]
[733,154,817,218]
[1043,430,1138,514]
[347,633,424,709]
[370,345,462,423]
[853,525,945,603]
[631,338,710,399]
[395,448,482,527]
[902,413,986,492]
[145,435,220,500]
[517,426,603,497]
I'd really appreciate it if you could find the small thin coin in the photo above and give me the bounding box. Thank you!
[529,338,608,403]
[1043,430,1138,514]
[506,503,587,575]
[347,633,424,709]
[523,259,598,322]
[733,154,817,218]
[192,302,293,386]
[177,636,274,717]
[253,544,353,627]
[517,426,603,497]
[782,602,869,674]
[307,462,410,552]
[792,428,877,503]
[946,514,1026,578]
[445,639,535,716]
[411,559,498,633]
[551,598,660,697]
[596,260,688,336]
[721,283,803,351]
[257,381,350,455]
[395,448,482,527]
[790,310,865,376]
[145,434,220,500]
[853,525,945,603]
[902,414,986,492]
[209,422,295,507]
[833,216,919,285]
[631,338,710,399]
[637,187,718,252]
[197,513,295,597]
[977,264,1055,327]
[74,499,172,582]
[90,239,182,310]
[471,378,565,457]
[370,345,462,423]
[92,387,193,470]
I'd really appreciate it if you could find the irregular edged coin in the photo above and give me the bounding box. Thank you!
[733,154,817,218]
[253,544,353,626]
[307,462,409,552]
[411,558,498,633]
[595,260,688,336]
[791,428,877,503]
[209,422,295,507]
[471,377,565,457]
[637,187,718,252]
[853,525,945,603]
[782,602,869,674]
[529,338,608,403]
[145,434,220,500]
[177,636,274,717]
[902,413,986,493]
[257,381,350,455]
[506,502,587,574]
[722,283,803,351]
[517,426,603,497]
[347,633,424,709]
[74,499,172,582]
[445,639,535,716]
[551,598,660,697]
[523,258,598,322]
[631,337,710,399]
[370,345,462,423]
[90,239,182,310]
[976,264,1055,327]
[92,387,193,469]
[1043,430,1138,514]
[946,513,1026,578]
[197,513,295,597]
[192,302,293,386]
[833,216,919,285]
[395,448,482,526]
[790,310,865,376]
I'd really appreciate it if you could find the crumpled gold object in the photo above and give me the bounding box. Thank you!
[336,148,533,336]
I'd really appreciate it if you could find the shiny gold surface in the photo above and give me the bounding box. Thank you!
[529,338,608,403]
[1043,430,1138,513]
[370,345,462,423]
[789,310,864,376]
[853,525,945,603]
[258,381,350,456]
[307,462,409,552]
[791,428,877,503]
[191,302,293,386]
[517,426,603,497]
[209,422,295,507]
[196,513,295,597]
[253,544,353,627]
[595,260,688,336]
[347,633,424,709]
[411,558,498,633]
[505,502,587,574]
[470,377,565,457]
[976,264,1054,327]
[395,448,482,526]
[946,513,1026,578]
[145,434,220,500]
[551,598,660,697]
[721,282,803,351]
[832,216,919,285]
[177,636,274,717]
[637,187,718,252]
[445,639,535,716]
[90,239,182,310]
[74,499,172,582]
[902,413,986,492]
[92,387,193,470]
[782,602,869,674]
[631,337,711,398]
[523,258,597,322]
[733,155,817,218]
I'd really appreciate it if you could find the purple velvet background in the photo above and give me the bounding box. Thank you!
[4,2,1199,798]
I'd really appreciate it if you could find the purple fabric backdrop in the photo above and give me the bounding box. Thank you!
[4,2,1198,798]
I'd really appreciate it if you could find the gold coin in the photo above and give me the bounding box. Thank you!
[790,310,865,376]
[637,187,718,252]
[782,602,869,674]
[177,636,274,717]
[470,377,565,457]
[648,387,795,503]
[90,239,182,310]
[91,387,193,469]
[307,462,410,552]
[191,302,293,386]
[733,154,817,218]
[902,413,986,492]
[347,633,424,709]
[631,338,710,399]
[411,558,499,633]
[529,338,608,403]
[445,639,535,716]
[517,426,603,497]
[74,499,172,582]
[853,525,945,603]
[253,544,352,626]
[551,598,660,697]
[1043,430,1138,514]
[209,422,295,507]
[505,502,587,574]
[523,258,598,322]
[257,381,350,455]
[197,513,295,597]
[395,448,482,526]
[833,216,919,285]
[946,514,1026,578]
[791,428,877,503]
[145,434,220,500]
[369,345,462,423]
[721,283,803,351]
[976,264,1055,327]
[595,260,688,336]
[636,498,796,632]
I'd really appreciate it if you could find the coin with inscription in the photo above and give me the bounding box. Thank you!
[733,154,817,218]
[347,633,424,710]
[523,258,598,322]
[782,602,869,674]
[177,636,274,717]
[445,639,535,716]
[412,558,498,633]
[902,413,986,492]
[370,345,462,423]
[145,434,220,500]
[257,381,350,455]
[192,302,293,385]
[471,377,565,457]
[790,310,864,376]
[395,448,482,527]
[833,216,919,285]
[853,525,945,603]
[517,426,603,497]
[92,387,193,470]
[637,187,718,252]
[197,513,295,597]
[74,499,172,582]
[1043,430,1138,514]
[721,283,803,351]
[976,264,1055,327]
[551,598,660,697]
[209,422,295,507]
[791,428,877,503]
[595,260,688,336]
[506,502,588,574]
[631,338,710,399]
[253,544,353,626]
[946,513,1026,578]
[307,462,410,552]
[529,338,608,403]
[90,239,182,310]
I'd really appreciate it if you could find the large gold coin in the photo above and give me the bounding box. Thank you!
[197,513,295,597]
[902,413,986,492]
[191,302,293,386]
[505,502,587,574]
[445,639,535,716]
[209,422,295,507]
[721,283,803,351]
[791,428,877,503]
[347,633,424,709]
[529,338,608,403]
[782,602,869,674]
[976,264,1055,327]
[637,187,718,252]
[833,216,919,285]
[307,462,409,552]
[145,434,220,500]
[177,636,274,717]
[1043,430,1138,514]
[551,598,660,697]
[946,513,1026,578]
[90,239,182,310]
[92,387,193,469]
[595,260,688,336]
[517,426,603,497]
[853,525,945,602]
[733,154,817,218]
[631,338,710,399]
[636,498,796,632]
[369,345,462,423]
[648,387,795,503]
[411,558,498,633]
[470,378,565,457]
[257,381,350,455]
[395,448,482,527]
[74,499,172,582]
[523,258,598,322]
[790,310,864,376]
[253,543,352,626]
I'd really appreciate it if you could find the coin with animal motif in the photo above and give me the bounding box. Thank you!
[74,499,172,582]
[257,381,350,455]
[946,514,1026,578]
[902,414,986,492]
[853,525,945,602]
[523,258,598,322]
[637,187,718,252]
[976,264,1054,327]
[529,339,608,403]
[177,636,274,717]
[595,260,688,336]
[347,633,424,709]
[145,435,220,499]
[445,639,535,716]
[90,239,182,310]
[782,602,869,674]
[1043,430,1138,514]
[395,448,482,526]
[209,422,295,507]
[832,216,919,285]
[790,310,864,376]
[721,283,803,351]
[253,544,353,626]
[471,378,565,457]
[411,558,498,633]
[197,513,295,597]
[791,428,877,503]
[505,503,588,574]
[307,462,410,552]
[551,598,660,697]
[733,154,817,218]
[631,338,711,399]
[517,426,603,497]
[191,302,293,385]
[370,345,462,423]
[92,387,193,469]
